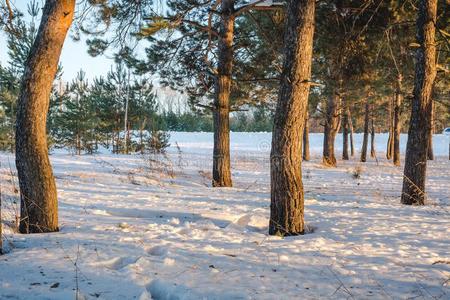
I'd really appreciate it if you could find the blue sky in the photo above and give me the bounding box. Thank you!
[0,0,115,82]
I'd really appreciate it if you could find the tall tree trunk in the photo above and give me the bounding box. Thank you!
[348,109,355,157]
[370,115,376,158]
[270,0,315,236]
[126,121,131,154]
[342,107,349,160]
[323,92,341,166]
[393,75,403,166]
[303,110,310,161]
[360,100,370,162]
[15,0,75,234]
[427,100,434,160]
[212,0,234,187]
[386,96,394,160]
[124,71,130,155]
[401,0,437,205]
[116,121,120,153]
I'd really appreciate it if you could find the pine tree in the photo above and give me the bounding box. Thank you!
[270,0,315,236]
[16,0,75,234]
[0,1,39,151]
[52,70,99,154]
[401,0,438,205]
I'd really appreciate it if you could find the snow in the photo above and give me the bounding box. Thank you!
[1,132,449,299]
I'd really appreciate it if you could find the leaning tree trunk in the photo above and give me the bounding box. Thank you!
[342,106,349,160]
[360,100,370,162]
[370,116,376,158]
[427,99,434,160]
[270,0,315,236]
[212,0,234,187]
[303,110,310,161]
[386,96,394,160]
[401,0,437,205]
[393,75,403,166]
[16,0,75,234]
[323,92,341,166]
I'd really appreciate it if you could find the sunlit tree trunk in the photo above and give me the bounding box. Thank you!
[323,92,341,166]
[270,0,315,236]
[212,0,234,187]
[393,75,403,166]
[16,0,75,233]
[386,96,394,160]
[360,100,370,162]
[401,0,437,205]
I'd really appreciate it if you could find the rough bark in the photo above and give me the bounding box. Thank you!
[323,92,341,167]
[427,100,434,160]
[386,96,394,160]
[303,110,310,161]
[401,0,437,205]
[360,100,370,162]
[16,0,75,233]
[393,75,403,166]
[269,0,315,236]
[342,107,349,160]
[212,0,234,187]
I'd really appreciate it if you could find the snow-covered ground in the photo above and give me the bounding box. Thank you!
[1,132,449,300]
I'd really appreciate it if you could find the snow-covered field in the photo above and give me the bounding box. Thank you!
[1,132,449,300]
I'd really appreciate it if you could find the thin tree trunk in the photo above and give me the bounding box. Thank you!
[342,107,349,160]
[270,0,315,236]
[323,92,341,166]
[360,100,370,162]
[112,130,116,153]
[393,75,403,166]
[303,110,310,161]
[212,0,234,187]
[126,121,130,154]
[124,70,130,155]
[370,115,376,158]
[349,109,354,157]
[15,0,75,234]
[427,100,434,160]
[140,129,143,154]
[386,95,394,159]
[116,123,120,153]
[401,0,437,205]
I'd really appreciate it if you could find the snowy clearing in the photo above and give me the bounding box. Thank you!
[1,132,449,299]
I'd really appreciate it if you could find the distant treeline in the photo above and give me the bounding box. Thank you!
[162,108,273,133]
